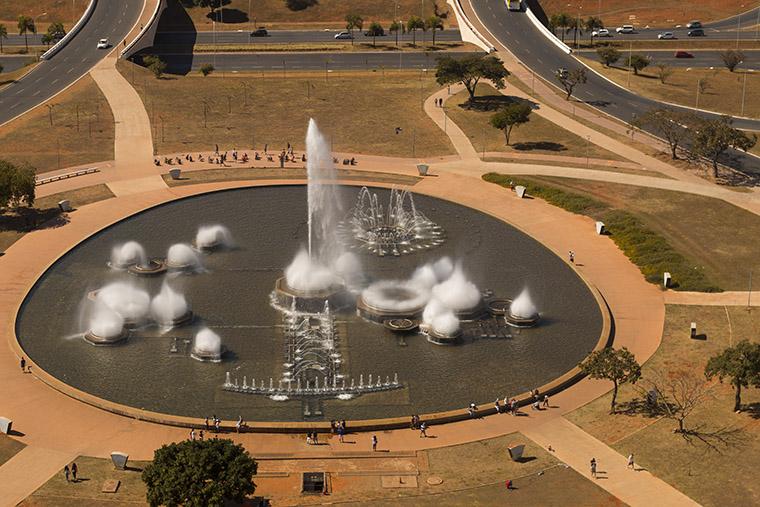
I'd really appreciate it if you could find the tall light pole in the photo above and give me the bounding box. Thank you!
[741,72,748,116]
[626,40,632,88]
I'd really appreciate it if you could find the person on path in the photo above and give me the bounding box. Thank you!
[199,430,204,441]
[372,435,378,452]
[236,415,243,433]
[569,251,575,264]
[64,465,70,482]
[419,422,427,438]
[71,462,78,482]
[590,458,597,478]
[338,425,345,443]
[313,431,319,445]
[20,356,25,372]
[205,416,209,431]
[627,454,635,470]
[542,394,550,409]
[494,398,502,413]
[190,428,195,440]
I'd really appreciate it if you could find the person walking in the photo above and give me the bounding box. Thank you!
[419,422,427,438]
[371,435,378,452]
[71,462,78,482]
[590,458,597,478]
[569,250,575,264]
[338,425,345,443]
[627,453,635,470]
[236,415,243,433]
[63,465,70,483]
[494,398,502,414]
[190,428,195,440]
[204,416,209,431]
[542,394,550,409]
[199,430,204,441]
[20,356,25,372]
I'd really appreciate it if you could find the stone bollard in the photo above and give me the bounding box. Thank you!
[58,200,72,212]
[690,322,697,339]
[0,417,12,435]
[169,168,181,180]
[663,272,672,288]
[515,185,527,199]
[595,221,605,235]
[416,164,429,176]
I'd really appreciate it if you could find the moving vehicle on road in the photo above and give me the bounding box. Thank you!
[250,28,268,37]
[686,20,702,29]
[616,25,635,34]
[658,32,675,39]
[688,28,705,37]
[506,0,522,11]
[334,31,353,40]
[592,28,611,37]
[674,50,694,58]
[96,38,109,49]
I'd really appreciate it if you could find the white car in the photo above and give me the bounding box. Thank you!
[96,38,109,49]
[658,32,675,39]
[592,28,611,37]
[616,25,635,34]
[334,31,353,40]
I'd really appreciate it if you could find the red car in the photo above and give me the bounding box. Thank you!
[674,51,694,58]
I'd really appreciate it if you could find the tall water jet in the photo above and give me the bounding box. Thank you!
[166,243,202,272]
[191,328,224,362]
[84,304,127,345]
[506,288,540,327]
[284,249,338,292]
[428,310,461,344]
[109,241,147,269]
[195,225,233,251]
[150,282,193,327]
[94,282,150,327]
[305,118,341,262]
[431,264,481,313]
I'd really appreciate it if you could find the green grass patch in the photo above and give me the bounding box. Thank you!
[483,173,721,292]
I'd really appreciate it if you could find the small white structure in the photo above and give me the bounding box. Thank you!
[595,221,605,235]
[416,164,429,176]
[507,444,525,461]
[111,451,129,470]
[0,417,12,435]
[169,168,181,180]
[690,322,697,339]
[663,272,672,288]
[515,185,527,199]
[58,200,72,212]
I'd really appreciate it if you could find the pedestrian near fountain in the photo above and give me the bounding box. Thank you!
[590,458,597,478]
[543,394,550,409]
[215,418,221,433]
[372,435,378,452]
[338,425,345,443]
[64,465,70,482]
[20,356,25,372]
[71,462,78,482]
[199,430,204,441]
[569,250,575,264]
[494,398,502,413]
[190,428,195,440]
[627,454,635,470]
[236,415,243,433]
[420,422,427,438]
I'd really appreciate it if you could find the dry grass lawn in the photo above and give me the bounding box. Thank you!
[445,83,625,161]
[180,0,457,31]
[163,167,421,187]
[0,59,37,88]
[0,434,24,467]
[541,0,750,27]
[192,41,473,53]
[579,57,760,119]
[520,175,760,290]
[119,60,455,158]
[567,304,760,507]
[0,74,114,172]
[0,0,85,30]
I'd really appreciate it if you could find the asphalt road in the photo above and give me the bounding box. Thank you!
[469,0,760,172]
[0,0,143,127]
[705,7,760,30]
[576,49,760,69]
[160,51,481,73]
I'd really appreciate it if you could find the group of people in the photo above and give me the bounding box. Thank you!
[409,415,428,437]
[329,419,348,442]
[19,356,30,374]
[494,397,520,415]
[433,97,445,107]
[62,462,79,483]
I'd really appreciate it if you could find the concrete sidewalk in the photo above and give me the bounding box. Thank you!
[0,446,78,507]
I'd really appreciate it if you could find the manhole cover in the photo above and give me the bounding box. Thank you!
[426,476,443,486]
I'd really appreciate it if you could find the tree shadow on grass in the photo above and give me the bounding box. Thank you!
[0,207,70,237]
[511,141,567,152]
[208,8,249,23]
[460,94,538,112]
[743,402,760,419]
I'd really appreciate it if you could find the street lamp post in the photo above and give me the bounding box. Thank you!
[741,72,748,116]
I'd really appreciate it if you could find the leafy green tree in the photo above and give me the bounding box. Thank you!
[634,107,697,159]
[692,115,757,177]
[200,63,215,76]
[490,102,532,145]
[721,49,744,72]
[585,16,603,44]
[0,24,8,54]
[344,13,363,45]
[549,13,571,42]
[705,340,760,412]
[142,438,257,507]
[143,55,167,79]
[366,21,384,47]
[555,67,587,100]
[389,20,403,47]
[426,15,443,46]
[17,15,36,53]
[435,54,509,102]
[579,347,641,413]
[596,46,620,67]
[626,53,649,75]
[406,16,425,47]
[46,22,65,43]
[654,62,673,84]
[0,160,36,211]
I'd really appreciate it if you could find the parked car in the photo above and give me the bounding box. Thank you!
[250,28,268,37]
[686,20,702,29]
[96,38,109,49]
[688,28,705,37]
[592,28,611,37]
[674,50,694,58]
[334,31,353,40]
[658,32,675,39]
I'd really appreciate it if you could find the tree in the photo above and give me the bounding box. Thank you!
[17,15,35,53]
[584,16,603,44]
[626,53,649,75]
[426,15,443,46]
[345,14,363,45]
[46,22,65,43]
[143,55,167,79]
[142,438,257,507]
[0,24,8,54]
[705,340,760,412]
[635,107,697,159]
[578,347,641,413]
[549,13,571,42]
[366,21,384,47]
[639,369,711,434]
[555,67,587,100]
[389,20,403,47]
[596,46,620,67]
[490,102,532,145]
[406,16,425,47]
[654,62,673,84]
[692,116,757,177]
[721,49,744,72]
[200,63,215,76]
[435,54,509,103]
[0,160,36,211]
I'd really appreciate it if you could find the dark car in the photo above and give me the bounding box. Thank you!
[674,50,694,58]
[687,28,705,37]
[250,28,268,37]
[686,20,702,29]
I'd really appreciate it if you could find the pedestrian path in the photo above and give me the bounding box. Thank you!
[424,85,479,160]
[524,417,700,507]
[0,446,78,507]
[664,290,760,306]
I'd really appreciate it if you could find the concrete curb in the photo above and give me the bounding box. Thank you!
[121,0,165,59]
[525,7,572,55]
[40,0,97,60]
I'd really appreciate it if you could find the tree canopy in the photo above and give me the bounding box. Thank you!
[426,16,443,46]
[626,54,650,75]
[692,116,757,177]
[490,102,532,145]
[721,49,744,72]
[435,54,508,102]
[406,16,425,46]
[579,347,641,413]
[0,160,36,211]
[596,46,620,67]
[705,340,760,412]
[366,21,384,47]
[17,15,35,52]
[143,55,167,78]
[634,107,697,159]
[142,438,257,507]
[555,67,587,100]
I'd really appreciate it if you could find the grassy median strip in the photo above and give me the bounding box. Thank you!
[192,41,471,52]
[483,173,722,292]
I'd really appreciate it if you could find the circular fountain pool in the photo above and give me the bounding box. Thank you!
[17,185,603,422]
